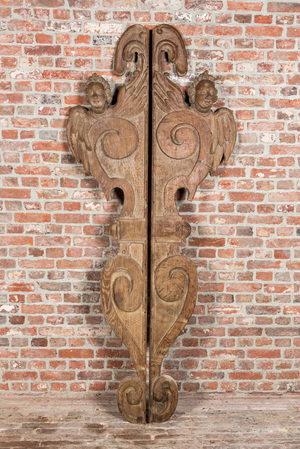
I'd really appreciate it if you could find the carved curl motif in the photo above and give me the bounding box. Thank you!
[150,375,178,423]
[155,255,194,305]
[66,24,236,424]
[118,377,146,424]
[157,113,199,160]
[92,118,138,160]
[102,255,143,314]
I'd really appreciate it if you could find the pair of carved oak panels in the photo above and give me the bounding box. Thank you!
[67,24,236,424]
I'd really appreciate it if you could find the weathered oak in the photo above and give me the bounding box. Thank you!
[67,24,150,424]
[66,24,236,424]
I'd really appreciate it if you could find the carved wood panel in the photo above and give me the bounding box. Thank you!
[66,24,236,424]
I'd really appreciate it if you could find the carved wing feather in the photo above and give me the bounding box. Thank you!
[66,106,92,175]
[153,71,186,113]
[113,63,148,118]
[210,107,236,174]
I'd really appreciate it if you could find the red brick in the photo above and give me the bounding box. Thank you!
[0,350,19,358]
[53,9,70,19]
[3,371,38,380]
[64,47,101,57]
[248,349,281,358]
[73,237,109,247]
[24,45,61,56]
[205,25,243,36]
[8,19,45,31]
[21,349,56,357]
[59,349,94,358]
[89,382,105,391]
[0,45,22,55]
[268,2,300,13]
[36,34,53,44]
[19,260,54,269]
[185,0,222,10]
[43,70,83,80]
[51,382,67,391]
[268,51,299,61]
[54,214,90,223]
[15,213,51,223]
[228,50,264,60]
[22,304,54,314]
[40,371,75,380]
[229,371,262,380]
[287,28,300,38]
[56,259,93,269]
[246,26,283,37]
[2,129,18,139]
[228,1,263,11]
[254,15,273,24]
[189,238,225,247]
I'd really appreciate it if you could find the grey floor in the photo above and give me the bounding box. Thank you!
[0,393,299,448]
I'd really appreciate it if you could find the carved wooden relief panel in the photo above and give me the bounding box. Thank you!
[66,24,236,424]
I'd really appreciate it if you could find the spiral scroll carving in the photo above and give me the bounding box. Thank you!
[92,117,138,160]
[159,111,212,214]
[86,119,136,217]
[110,257,143,313]
[118,376,146,424]
[157,113,199,160]
[101,255,143,324]
[157,110,209,161]
[101,255,144,367]
[151,254,197,411]
[155,261,189,304]
[155,255,196,307]
[150,375,178,423]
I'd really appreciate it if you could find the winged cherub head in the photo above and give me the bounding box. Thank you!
[85,73,113,114]
[189,71,218,114]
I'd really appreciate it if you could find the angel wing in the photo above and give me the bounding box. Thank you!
[66,106,93,176]
[112,64,148,118]
[210,107,236,174]
[153,71,186,113]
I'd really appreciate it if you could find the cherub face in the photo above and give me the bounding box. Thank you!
[86,82,107,114]
[195,80,218,113]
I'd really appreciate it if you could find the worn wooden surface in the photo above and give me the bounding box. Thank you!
[150,24,209,423]
[149,25,236,423]
[67,24,236,424]
[1,394,299,448]
[67,24,150,424]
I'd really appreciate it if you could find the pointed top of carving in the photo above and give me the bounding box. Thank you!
[114,25,150,76]
[153,25,187,77]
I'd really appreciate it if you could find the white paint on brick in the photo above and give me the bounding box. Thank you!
[10,70,42,79]
[0,305,16,313]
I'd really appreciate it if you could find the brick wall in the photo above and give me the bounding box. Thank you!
[1,0,300,395]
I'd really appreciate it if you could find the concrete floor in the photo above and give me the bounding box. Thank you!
[0,394,299,448]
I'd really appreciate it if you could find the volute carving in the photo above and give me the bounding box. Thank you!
[66,24,236,424]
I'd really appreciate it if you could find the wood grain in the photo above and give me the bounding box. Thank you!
[149,25,236,423]
[67,24,236,424]
[67,24,150,424]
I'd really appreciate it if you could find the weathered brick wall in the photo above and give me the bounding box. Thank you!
[1,0,300,395]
